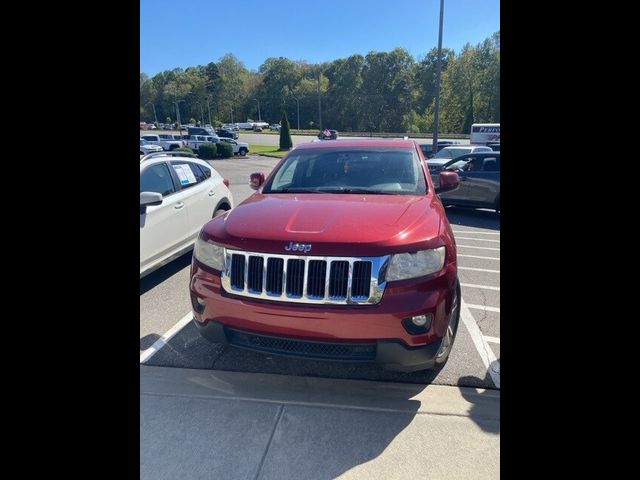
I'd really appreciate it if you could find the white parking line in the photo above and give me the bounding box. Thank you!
[452,231,500,235]
[458,266,500,274]
[466,303,500,313]
[458,254,500,261]
[454,237,501,243]
[140,312,193,364]
[460,300,500,388]
[457,244,500,251]
[484,336,500,344]
[461,283,500,291]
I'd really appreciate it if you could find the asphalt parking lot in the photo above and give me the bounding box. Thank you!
[140,153,499,390]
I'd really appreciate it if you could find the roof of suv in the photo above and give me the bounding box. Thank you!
[139,151,198,164]
[296,139,416,150]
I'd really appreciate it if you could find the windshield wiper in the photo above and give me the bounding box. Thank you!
[315,187,398,195]
[267,188,324,193]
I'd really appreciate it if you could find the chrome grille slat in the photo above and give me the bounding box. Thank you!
[346,260,354,300]
[221,249,389,305]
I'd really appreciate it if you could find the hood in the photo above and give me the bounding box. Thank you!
[203,193,445,256]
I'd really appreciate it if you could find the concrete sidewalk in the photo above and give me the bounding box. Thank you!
[141,365,499,479]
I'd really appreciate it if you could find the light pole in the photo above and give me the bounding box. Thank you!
[206,96,213,127]
[175,99,185,138]
[317,75,322,130]
[146,102,158,125]
[292,96,300,132]
[432,0,445,152]
[253,98,261,122]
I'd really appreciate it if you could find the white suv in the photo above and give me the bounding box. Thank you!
[219,137,249,156]
[140,138,163,155]
[140,152,234,277]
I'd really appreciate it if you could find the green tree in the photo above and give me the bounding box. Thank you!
[279,109,293,150]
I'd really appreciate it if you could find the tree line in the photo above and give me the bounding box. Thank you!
[140,31,499,135]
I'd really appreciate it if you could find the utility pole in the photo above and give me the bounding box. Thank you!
[253,98,261,122]
[432,0,445,152]
[147,103,158,125]
[206,96,212,127]
[317,75,322,130]
[293,96,300,132]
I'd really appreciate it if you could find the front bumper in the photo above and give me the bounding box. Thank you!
[194,319,444,372]
[190,258,457,372]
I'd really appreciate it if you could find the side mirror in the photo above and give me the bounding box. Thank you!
[140,191,163,214]
[435,171,460,194]
[249,172,266,190]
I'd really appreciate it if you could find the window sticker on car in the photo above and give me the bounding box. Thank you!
[172,164,197,185]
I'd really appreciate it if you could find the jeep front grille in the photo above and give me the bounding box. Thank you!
[222,249,388,305]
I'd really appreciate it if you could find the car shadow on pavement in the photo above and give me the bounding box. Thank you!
[146,322,445,385]
[140,333,161,351]
[458,375,501,434]
[139,252,192,295]
[444,206,500,230]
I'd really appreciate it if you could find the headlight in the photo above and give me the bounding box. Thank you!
[385,247,446,281]
[193,237,225,271]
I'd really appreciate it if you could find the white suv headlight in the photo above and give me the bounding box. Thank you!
[386,247,446,281]
[193,237,225,271]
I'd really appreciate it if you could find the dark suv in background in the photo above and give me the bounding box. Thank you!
[216,128,239,140]
[438,151,500,213]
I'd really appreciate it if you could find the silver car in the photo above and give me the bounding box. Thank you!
[438,152,500,213]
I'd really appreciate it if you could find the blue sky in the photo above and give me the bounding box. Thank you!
[140,0,499,75]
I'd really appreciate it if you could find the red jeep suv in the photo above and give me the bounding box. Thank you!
[189,139,461,372]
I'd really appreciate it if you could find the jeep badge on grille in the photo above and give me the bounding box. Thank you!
[284,242,312,253]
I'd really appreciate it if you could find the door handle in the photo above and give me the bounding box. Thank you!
[174,202,185,209]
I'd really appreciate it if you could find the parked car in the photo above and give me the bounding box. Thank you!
[219,137,249,156]
[253,125,263,132]
[438,152,500,213]
[318,129,339,140]
[189,139,463,372]
[140,152,234,277]
[140,138,163,155]
[141,134,183,151]
[186,135,220,152]
[487,142,500,151]
[216,128,239,140]
[427,145,494,176]
[419,141,460,159]
[269,124,281,130]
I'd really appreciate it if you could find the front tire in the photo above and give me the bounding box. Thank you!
[433,280,461,370]
[239,148,248,156]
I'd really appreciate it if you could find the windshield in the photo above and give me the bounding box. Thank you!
[263,147,427,195]
[433,147,472,159]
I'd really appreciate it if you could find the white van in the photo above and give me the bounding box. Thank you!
[470,123,500,145]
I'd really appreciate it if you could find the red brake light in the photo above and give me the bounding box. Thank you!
[223,178,230,187]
